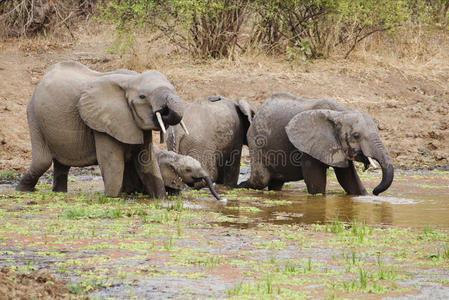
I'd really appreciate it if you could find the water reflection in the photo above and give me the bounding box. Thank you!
[206,170,449,228]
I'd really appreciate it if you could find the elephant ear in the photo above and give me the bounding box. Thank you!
[237,99,256,124]
[78,75,143,144]
[285,109,349,168]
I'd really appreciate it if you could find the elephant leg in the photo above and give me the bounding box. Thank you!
[334,161,368,195]
[94,132,125,197]
[52,160,70,192]
[134,132,167,199]
[17,127,52,192]
[216,164,225,185]
[238,159,270,190]
[122,160,145,194]
[222,149,242,188]
[301,154,327,194]
[268,179,284,191]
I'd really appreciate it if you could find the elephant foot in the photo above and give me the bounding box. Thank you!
[16,174,38,192]
[16,184,36,192]
[308,189,326,195]
[237,180,250,189]
[52,186,68,193]
[268,179,284,191]
[237,180,262,190]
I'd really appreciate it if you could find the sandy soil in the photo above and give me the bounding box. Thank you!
[0,24,448,172]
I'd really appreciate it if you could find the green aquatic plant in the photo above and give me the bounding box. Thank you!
[0,170,18,181]
[326,217,345,234]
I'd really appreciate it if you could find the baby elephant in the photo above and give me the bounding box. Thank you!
[122,147,222,200]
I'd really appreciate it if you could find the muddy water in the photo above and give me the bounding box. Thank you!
[193,169,449,228]
[2,169,448,228]
[209,190,449,228]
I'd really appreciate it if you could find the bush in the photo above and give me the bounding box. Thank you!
[100,0,251,58]
[78,0,449,59]
[0,0,99,37]
[250,0,412,59]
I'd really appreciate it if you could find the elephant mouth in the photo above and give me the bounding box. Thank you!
[354,151,377,171]
[154,108,189,135]
[186,177,204,188]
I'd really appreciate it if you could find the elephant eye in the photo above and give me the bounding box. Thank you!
[185,168,192,173]
[139,95,146,99]
[352,132,361,139]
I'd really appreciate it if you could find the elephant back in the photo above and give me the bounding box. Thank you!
[167,96,244,180]
[248,93,307,150]
[28,61,125,166]
[247,93,346,177]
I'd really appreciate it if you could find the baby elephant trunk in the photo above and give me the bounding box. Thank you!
[204,176,222,201]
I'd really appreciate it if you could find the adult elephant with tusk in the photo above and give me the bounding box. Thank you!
[238,92,394,195]
[16,61,188,198]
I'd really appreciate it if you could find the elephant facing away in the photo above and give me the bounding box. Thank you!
[166,96,256,188]
[122,147,222,200]
[17,61,187,198]
[238,92,394,195]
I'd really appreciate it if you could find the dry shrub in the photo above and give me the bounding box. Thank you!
[0,0,99,38]
[352,22,449,66]
[187,0,250,58]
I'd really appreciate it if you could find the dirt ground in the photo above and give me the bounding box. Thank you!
[0,267,72,299]
[0,24,448,172]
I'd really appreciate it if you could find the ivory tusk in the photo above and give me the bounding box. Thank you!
[368,157,378,169]
[180,120,189,135]
[159,130,165,144]
[155,112,166,135]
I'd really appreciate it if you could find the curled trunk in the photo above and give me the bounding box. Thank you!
[370,137,394,195]
[373,163,394,195]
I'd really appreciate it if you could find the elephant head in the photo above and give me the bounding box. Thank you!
[77,71,185,144]
[285,109,394,195]
[157,150,222,200]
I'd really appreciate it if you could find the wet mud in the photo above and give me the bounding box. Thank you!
[0,168,448,298]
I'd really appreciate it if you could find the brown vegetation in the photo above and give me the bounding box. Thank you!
[0,0,98,38]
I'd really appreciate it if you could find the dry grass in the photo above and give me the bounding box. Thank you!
[351,24,449,70]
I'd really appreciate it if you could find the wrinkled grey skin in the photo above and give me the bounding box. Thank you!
[16,61,185,198]
[122,147,222,200]
[238,92,394,195]
[167,96,256,187]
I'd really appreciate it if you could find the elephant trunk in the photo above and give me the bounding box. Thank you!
[369,136,394,195]
[164,93,184,126]
[153,88,185,126]
[204,176,222,201]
